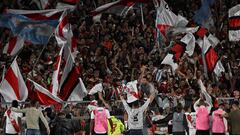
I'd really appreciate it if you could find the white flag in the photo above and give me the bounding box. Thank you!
[0,58,28,102]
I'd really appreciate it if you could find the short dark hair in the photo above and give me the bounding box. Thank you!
[12,100,18,108]
[232,101,239,106]
[176,103,183,113]
[30,100,37,106]
[98,100,104,107]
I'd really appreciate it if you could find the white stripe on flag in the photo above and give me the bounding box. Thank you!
[0,58,28,102]
[3,37,24,56]
[68,78,87,101]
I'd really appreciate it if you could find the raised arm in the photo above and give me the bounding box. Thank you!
[197,79,213,107]
[11,108,26,113]
[194,98,200,111]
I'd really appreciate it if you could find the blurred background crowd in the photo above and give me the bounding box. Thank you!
[0,0,240,135]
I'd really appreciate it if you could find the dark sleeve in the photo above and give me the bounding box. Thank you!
[183,114,189,135]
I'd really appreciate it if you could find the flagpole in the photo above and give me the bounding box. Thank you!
[202,38,208,79]
[1,65,6,81]
[140,3,145,26]
[32,33,54,76]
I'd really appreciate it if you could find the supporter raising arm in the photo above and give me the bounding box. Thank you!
[119,90,156,135]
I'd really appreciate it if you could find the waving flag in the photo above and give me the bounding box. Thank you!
[3,36,24,56]
[88,83,103,95]
[161,33,195,71]
[197,36,225,76]
[0,9,64,44]
[0,58,28,102]
[58,52,81,100]
[6,9,63,20]
[49,46,64,96]
[29,79,63,106]
[193,0,215,26]
[229,4,240,41]
[55,10,78,57]
[155,0,188,41]
[68,78,87,101]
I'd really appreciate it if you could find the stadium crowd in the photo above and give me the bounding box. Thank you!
[0,0,240,135]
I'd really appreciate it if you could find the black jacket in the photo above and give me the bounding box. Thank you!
[50,117,75,135]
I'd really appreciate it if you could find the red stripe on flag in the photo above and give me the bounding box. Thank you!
[71,36,77,52]
[5,68,20,100]
[35,90,59,105]
[196,27,208,38]
[157,24,170,38]
[7,37,17,54]
[171,43,185,62]
[229,18,240,28]
[58,15,68,38]
[24,12,62,20]
[62,0,79,4]
[205,47,218,72]
[54,56,61,70]
[59,67,80,100]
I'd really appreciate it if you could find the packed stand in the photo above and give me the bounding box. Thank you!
[0,0,240,135]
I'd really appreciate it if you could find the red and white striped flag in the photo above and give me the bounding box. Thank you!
[0,58,28,102]
[3,36,24,56]
[155,0,188,38]
[228,4,240,41]
[55,10,78,57]
[29,79,63,106]
[58,53,81,101]
[6,8,64,20]
[161,33,195,71]
[88,83,103,95]
[201,36,225,76]
[68,78,87,101]
[49,46,64,96]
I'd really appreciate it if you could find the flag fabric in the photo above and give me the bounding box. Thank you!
[91,0,148,16]
[0,58,28,102]
[3,36,24,56]
[229,4,240,41]
[161,53,179,71]
[58,53,80,100]
[193,0,215,26]
[201,36,224,75]
[0,13,58,44]
[88,83,103,95]
[155,0,188,40]
[0,9,64,44]
[29,79,63,106]
[168,26,199,36]
[49,46,64,96]
[180,33,196,56]
[6,9,64,20]
[161,33,195,71]
[56,2,76,9]
[67,78,87,101]
[55,10,72,45]
[55,10,78,57]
